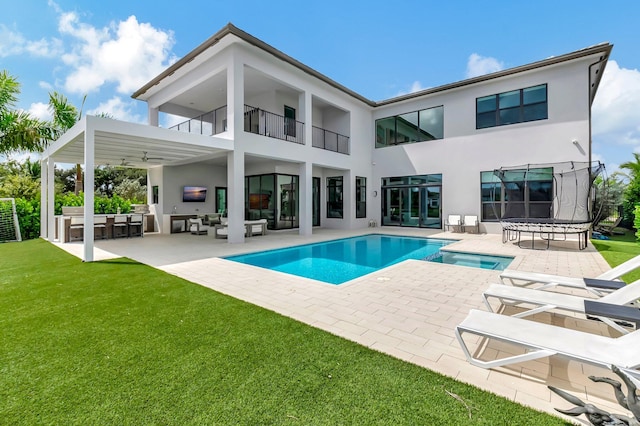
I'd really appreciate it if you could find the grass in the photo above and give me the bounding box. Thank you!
[0,240,564,425]
[591,229,640,283]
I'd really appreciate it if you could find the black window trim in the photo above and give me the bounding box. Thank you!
[475,83,548,130]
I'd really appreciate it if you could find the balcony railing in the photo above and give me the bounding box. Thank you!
[312,126,350,154]
[244,105,304,144]
[169,105,227,136]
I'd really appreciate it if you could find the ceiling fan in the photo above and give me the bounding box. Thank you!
[118,158,132,167]
[141,151,164,162]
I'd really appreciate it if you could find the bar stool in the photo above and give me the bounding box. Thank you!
[128,214,144,237]
[112,215,129,238]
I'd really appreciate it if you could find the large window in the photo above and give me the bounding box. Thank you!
[476,84,547,129]
[481,168,553,221]
[356,176,366,218]
[375,105,444,148]
[327,177,343,218]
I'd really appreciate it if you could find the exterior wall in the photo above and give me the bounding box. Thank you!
[141,34,600,235]
[161,163,226,215]
[372,58,593,233]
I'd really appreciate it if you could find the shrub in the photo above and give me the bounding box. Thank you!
[14,198,41,240]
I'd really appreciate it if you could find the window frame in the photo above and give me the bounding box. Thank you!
[375,105,444,148]
[356,176,366,218]
[476,84,547,130]
[326,176,343,219]
[480,168,553,222]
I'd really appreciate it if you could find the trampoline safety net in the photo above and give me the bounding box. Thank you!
[489,161,605,249]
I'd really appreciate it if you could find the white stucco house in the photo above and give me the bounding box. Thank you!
[40,23,611,261]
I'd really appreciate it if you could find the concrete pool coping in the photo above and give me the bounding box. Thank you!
[54,227,623,422]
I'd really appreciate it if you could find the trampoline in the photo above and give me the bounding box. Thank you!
[489,161,605,250]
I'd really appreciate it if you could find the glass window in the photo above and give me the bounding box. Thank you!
[480,167,553,221]
[375,106,443,147]
[397,111,419,143]
[476,84,547,129]
[356,177,366,218]
[327,177,343,218]
[418,106,444,140]
[375,117,396,148]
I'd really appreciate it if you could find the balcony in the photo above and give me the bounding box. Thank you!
[169,106,227,136]
[312,126,350,155]
[244,105,304,144]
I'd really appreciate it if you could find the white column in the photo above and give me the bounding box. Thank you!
[83,119,95,262]
[299,161,313,236]
[343,170,353,229]
[227,149,245,243]
[40,157,47,238]
[299,91,312,146]
[148,106,159,126]
[47,157,55,241]
[226,55,245,140]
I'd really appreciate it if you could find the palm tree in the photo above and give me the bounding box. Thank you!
[620,152,640,180]
[48,91,83,193]
[0,70,52,154]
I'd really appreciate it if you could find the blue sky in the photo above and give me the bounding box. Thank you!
[2,0,640,173]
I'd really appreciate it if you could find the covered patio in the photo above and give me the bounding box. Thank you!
[40,115,233,261]
[52,227,624,421]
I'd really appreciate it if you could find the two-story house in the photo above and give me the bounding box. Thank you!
[40,24,611,261]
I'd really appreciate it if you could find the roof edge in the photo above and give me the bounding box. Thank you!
[132,23,375,106]
[132,24,612,110]
[375,42,613,106]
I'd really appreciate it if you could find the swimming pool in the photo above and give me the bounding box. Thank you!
[424,251,513,271]
[225,234,512,285]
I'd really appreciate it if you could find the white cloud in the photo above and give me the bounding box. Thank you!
[0,24,63,58]
[28,102,52,121]
[466,53,504,78]
[86,96,144,123]
[56,10,177,95]
[39,81,54,91]
[396,81,428,97]
[592,60,640,148]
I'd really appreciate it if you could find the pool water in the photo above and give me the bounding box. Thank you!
[424,251,513,271]
[225,234,512,285]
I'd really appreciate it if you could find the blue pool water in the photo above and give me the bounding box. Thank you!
[424,251,513,271]
[225,234,513,285]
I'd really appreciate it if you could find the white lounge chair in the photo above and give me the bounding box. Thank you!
[499,254,640,296]
[483,279,640,334]
[462,215,479,233]
[444,215,461,232]
[455,309,640,378]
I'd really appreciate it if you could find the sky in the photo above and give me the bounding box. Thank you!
[1,0,639,174]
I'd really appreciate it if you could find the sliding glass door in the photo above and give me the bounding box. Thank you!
[381,174,442,228]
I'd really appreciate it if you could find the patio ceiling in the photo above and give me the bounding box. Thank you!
[46,116,232,169]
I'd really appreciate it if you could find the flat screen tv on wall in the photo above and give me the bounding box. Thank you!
[183,186,207,202]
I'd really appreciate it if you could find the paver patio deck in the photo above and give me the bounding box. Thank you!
[55,227,630,423]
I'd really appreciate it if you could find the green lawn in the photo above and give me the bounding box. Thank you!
[591,230,640,283]
[0,239,563,425]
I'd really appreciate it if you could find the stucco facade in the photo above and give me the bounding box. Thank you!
[40,23,611,260]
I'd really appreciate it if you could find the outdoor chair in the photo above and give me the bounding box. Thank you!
[112,215,129,238]
[128,214,144,237]
[189,218,209,235]
[69,216,84,241]
[444,214,462,232]
[482,278,640,334]
[455,309,640,378]
[595,217,623,235]
[93,216,108,240]
[245,219,267,237]
[462,215,479,233]
[499,254,640,296]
